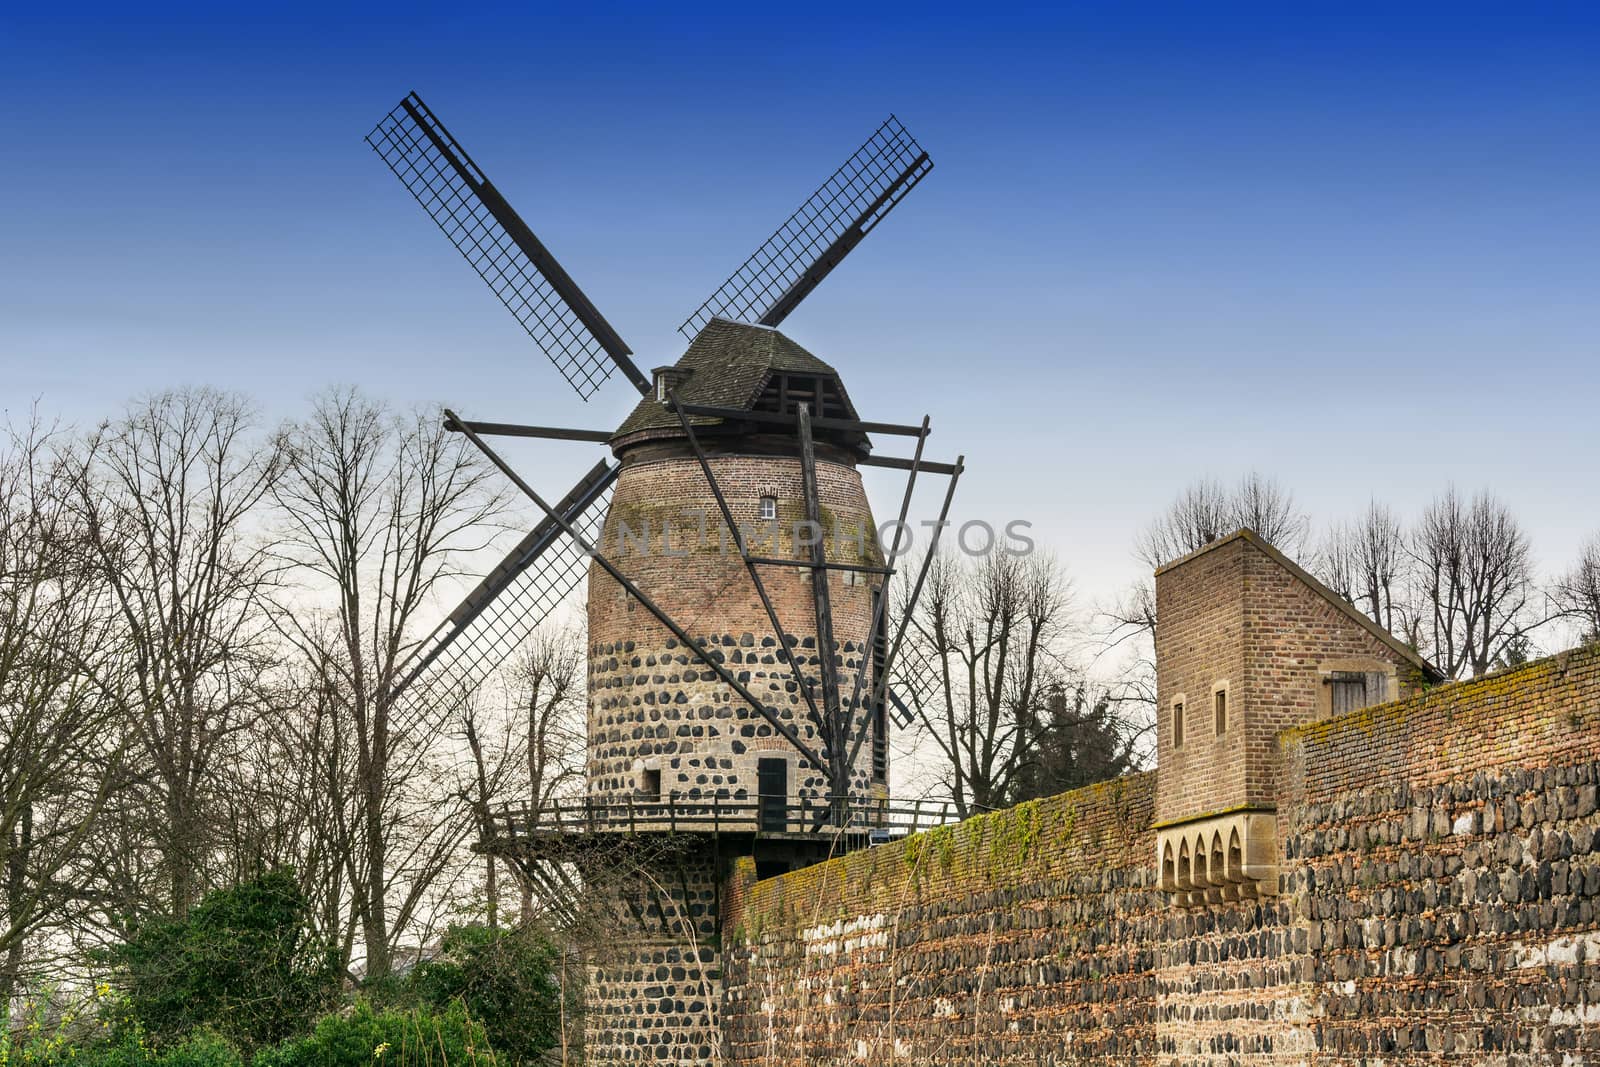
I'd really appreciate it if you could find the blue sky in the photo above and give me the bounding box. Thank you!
[3,4,1597,624]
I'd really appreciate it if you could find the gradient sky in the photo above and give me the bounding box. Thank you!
[3,4,1598,638]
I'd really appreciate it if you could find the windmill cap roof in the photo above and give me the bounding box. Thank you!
[611,318,861,444]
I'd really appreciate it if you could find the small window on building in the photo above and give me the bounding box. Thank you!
[1329,671,1388,716]
[1172,701,1185,749]
[759,495,778,521]
[639,768,661,798]
[1214,689,1228,735]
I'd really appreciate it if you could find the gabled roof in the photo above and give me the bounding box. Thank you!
[1155,528,1444,681]
[611,318,860,442]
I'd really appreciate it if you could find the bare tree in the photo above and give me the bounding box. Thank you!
[454,625,586,930]
[898,552,1092,816]
[1099,473,1306,744]
[68,389,281,919]
[0,420,128,1010]
[1551,533,1600,644]
[272,387,506,980]
[1316,500,1410,638]
[1411,487,1537,678]
[1135,472,1306,572]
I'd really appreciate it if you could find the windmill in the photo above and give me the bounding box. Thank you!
[366,91,960,835]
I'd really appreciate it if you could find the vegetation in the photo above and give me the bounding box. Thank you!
[107,870,337,1052]
[3,873,564,1067]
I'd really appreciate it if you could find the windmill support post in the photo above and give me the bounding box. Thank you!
[845,454,965,773]
[795,404,849,822]
[832,415,930,772]
[443,409,828,772]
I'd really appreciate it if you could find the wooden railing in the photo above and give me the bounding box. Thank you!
[489,793,970,839]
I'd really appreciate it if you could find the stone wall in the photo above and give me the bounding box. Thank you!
[584,847,727,1064]
[1276,646,1600,1062]
[721,774,1162,1064]
[721,645,1600,1065]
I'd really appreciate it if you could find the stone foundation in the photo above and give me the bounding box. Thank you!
[583,848,727,1064]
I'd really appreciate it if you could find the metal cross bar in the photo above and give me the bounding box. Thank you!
[845,454,964,774]
[796,404,848,817]
[662,388,826,736]
[444,409,827,771]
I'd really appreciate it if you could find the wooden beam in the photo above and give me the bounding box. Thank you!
[797,404,847,817]
[676,403,926,438]
[858,454,960,476]
[443,417,612,444]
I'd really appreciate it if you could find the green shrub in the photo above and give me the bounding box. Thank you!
[252,1001,494,1067]
[406,925,564,1066]
[2,1028,243,1067]
[107,870,337,1052]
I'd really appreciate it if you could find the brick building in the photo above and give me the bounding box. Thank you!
[1152,529,1442,903]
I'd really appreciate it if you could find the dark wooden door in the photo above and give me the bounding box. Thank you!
[757,758,788,833]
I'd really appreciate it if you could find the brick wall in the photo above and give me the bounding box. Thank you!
[1155,532,1423,824]
[1155,535,1248,823]
[720,645,1600,1065]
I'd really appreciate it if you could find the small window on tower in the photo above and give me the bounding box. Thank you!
[1214,689,1228,735]
[1172,701,1185,749]
[639,768,661,798]
[759,495,778,521]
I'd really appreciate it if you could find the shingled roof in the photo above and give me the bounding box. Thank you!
[611,318,860,443]
[1155,528,1445,682]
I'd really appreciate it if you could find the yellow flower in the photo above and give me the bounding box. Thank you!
[373,1042,391,1058]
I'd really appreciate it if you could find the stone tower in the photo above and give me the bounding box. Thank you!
[580,319,890,1063]
[1152,529,1439,903]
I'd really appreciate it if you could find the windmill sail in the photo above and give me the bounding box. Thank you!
[367,92,650,400]
[392,460,617,709]
[680,115,933,339]
[887,650,940,729]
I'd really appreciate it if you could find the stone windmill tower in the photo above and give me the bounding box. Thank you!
[366,93,963,1062]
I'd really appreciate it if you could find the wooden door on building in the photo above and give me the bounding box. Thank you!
[757,758,788,833]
